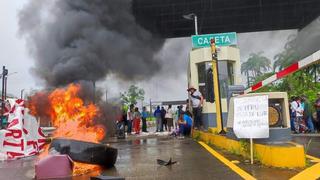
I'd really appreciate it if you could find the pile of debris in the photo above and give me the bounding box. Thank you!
[36,138,118,179]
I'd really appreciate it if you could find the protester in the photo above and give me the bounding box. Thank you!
[141,106,148,132]
[154,106,162,132]
[116,109,126,139]
[314,92,320,132]
[289,96,296,132]
[127,104,134,134]
[302,95,315,133]
[121,108,127,131]
[161,107,167,131]
[291,97,305,133]
[174,105,183,130]
[165,104,174,132]
[185,99,190,113]
[178,111,192,137]
[187,86,204,130]
[133,107,141,134]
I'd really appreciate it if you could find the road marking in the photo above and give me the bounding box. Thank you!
[306,155,320,163]
[290,154,320,179]
[290,163,320,180]
[198,141,256,180]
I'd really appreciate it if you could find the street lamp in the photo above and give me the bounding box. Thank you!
[0,72,17,79]
[182,13,198,35]
[1,71,18,100]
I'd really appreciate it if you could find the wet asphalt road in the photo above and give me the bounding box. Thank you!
[101,137,241,180]
[0,136,241,180]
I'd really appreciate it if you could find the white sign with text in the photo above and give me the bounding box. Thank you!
[233,95,269,139]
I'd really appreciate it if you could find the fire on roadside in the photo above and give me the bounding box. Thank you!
[29,83,105,175]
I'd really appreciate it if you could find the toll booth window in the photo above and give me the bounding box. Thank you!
[218,61,235,98]
[198,61,234,100]
[227,61,234,85]
[197,62,207,99]
[218,61,228,98]
[197,62,206,84]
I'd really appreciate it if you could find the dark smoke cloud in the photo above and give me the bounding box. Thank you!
[19,0,165,87]
[296,16,320,58]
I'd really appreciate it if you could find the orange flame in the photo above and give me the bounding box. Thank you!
[32,83,105,175]
[49,84,105,142]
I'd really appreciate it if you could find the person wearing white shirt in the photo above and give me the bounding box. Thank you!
[127,104,134,134]
[187,86,204,130]
[291,97,304,133]
[165,104,174,132]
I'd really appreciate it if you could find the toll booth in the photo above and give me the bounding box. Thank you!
[226,92,292,143]
[188,46,241,130]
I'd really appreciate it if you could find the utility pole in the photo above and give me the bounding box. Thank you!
[149,98,152,120]
[92,80,96,103]
[1,66,8,128]
[210,39,225,134]
[105,90,108,103]
[21,89,25,99]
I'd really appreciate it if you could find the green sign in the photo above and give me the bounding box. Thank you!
[191,32,237,48]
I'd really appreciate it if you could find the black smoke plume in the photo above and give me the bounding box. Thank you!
[19,0,165,87]
[296,16,320,58]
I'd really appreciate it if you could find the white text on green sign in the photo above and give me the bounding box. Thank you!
[191,32,237,48]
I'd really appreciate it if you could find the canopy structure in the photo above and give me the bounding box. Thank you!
[132,0,320,38]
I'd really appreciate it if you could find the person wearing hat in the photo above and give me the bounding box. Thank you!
[187,85,204,130]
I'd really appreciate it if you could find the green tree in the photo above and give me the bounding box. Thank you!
[306,64,320,84]
[120,85,145,106]
[253,34,320,106]
[261,71,320,103]
[241,52,271,87]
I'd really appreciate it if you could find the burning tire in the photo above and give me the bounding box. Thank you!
[49,138,117,167]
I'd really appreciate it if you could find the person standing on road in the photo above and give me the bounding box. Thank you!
[314,92,320,132]
[174,105,183,130]
[292,97,304,133]
[289,96,296,132]
[302,95,315,133]
[154,106,162,132]
[141,106,148,132]
[127,104,134,134]
[165,104,174,132]
[187,86,204,130]
[161,107,167,131]
[133,107,141,134]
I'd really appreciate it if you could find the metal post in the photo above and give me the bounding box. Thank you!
[1,66,5,128]
[141,99,143,110]
[149,99,152,120]
[21,89,25,99]
[105,90,108,103]
[250,138,254,164]
[92,81,96,103]
[4,76,7,100]
[194,15,198,35]
[210,39,226,134]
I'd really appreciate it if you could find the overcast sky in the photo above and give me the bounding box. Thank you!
[1,1,296,102]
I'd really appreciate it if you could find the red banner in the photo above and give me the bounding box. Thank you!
[0,99,46,160]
